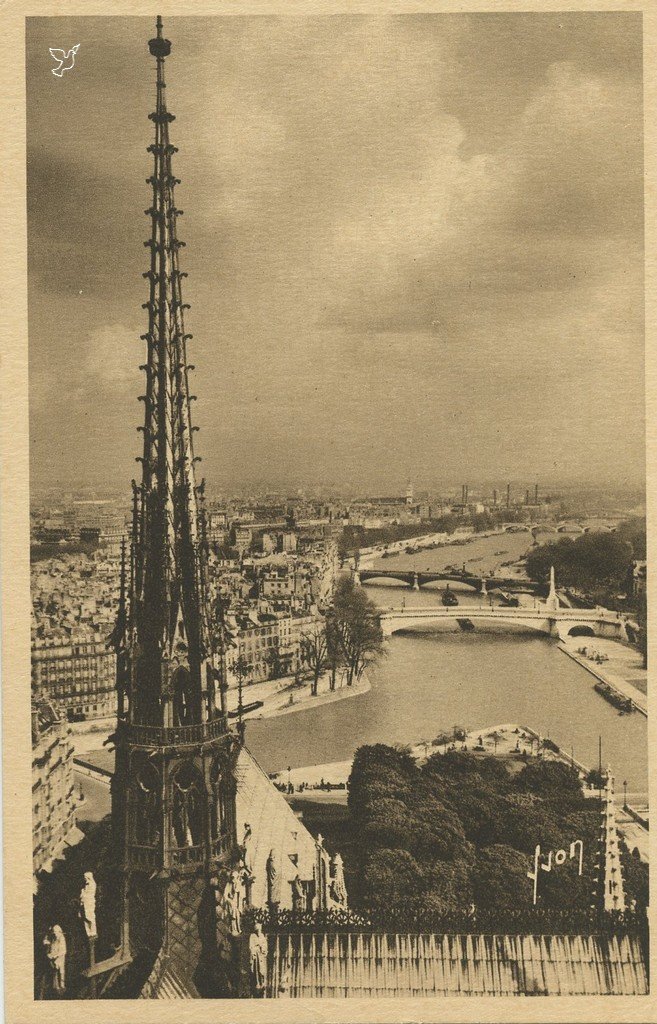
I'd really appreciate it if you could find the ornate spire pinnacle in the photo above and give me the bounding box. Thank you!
[119,14,221,729]
[592,767,626,913]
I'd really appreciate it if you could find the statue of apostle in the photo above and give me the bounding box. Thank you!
[79,871,98,940]
[248,921,268,996]
[43,924,67,995]
[266,849,281,912]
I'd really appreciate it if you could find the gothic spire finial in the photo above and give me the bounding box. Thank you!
[148,15,171,59]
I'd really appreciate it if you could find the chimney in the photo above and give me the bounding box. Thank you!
[506,483,511,509]
[493,489,498,506]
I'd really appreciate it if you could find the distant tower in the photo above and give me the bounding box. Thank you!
[592,768,626,913]
[506,483,511,509]
[406,480,414,506]
[110,17,240,996]
[534,483,539,505]
[493,488,498,506]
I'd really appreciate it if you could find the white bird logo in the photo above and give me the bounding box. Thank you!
[50,44,80,77]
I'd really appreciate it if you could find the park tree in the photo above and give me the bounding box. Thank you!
[333,575,386,685]
[361,848,425,913]
[471,844,532,912]
[515,760,583,801]
[300,620,328,697]
[348,744,418,819]
[407,794,468,862]
[324,607,345,690]
[361,797,414,851]
[344,742,647,922]
[616,518,646,559]
[525,532,634,596]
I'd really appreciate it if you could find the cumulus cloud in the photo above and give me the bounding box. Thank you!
[26,13,644,490]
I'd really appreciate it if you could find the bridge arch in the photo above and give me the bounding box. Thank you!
[556,523,585,534]
[417,574,481,591]
[566,624,595,638]
[358,571,414,587]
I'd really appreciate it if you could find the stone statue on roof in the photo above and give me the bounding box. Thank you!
[248,921,268,996]
[79,871,98,940]
[266,849,281,911]
[43,924,67,995]
[291,873,306,913]
[221,871,242,937]
[330,853,348,908]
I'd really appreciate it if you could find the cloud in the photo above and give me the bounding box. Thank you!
[26,14,645,490]
[319,59,642,339]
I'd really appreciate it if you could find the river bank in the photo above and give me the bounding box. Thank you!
[352,527,523,569]
[232,669,371,722]
[559,638,647,716]
[270,722,590,794]
[68,668,371,761]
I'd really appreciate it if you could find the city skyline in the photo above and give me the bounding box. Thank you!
[28,14,644,494]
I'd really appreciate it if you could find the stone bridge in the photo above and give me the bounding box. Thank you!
[378,604,630,642]
[530,522,618,539]
[354,569,538,593]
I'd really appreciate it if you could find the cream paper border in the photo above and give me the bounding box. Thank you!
[1,1,655,1021]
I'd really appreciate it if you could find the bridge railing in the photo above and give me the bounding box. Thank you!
[380,606,623,620]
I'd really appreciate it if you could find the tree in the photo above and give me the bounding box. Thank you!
[346,744,608,920]
[348,744,418,820]
[616,518,646,560]
[361,848,424,913]
[361,797,414,851]
[300,621,328,697]
[525,532,634,598]
[432,731,452,751]
[516,760,583,800]
[333,575,386,685]
[471,844,532,912]
[325,608,345,691]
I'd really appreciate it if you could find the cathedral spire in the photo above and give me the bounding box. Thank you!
[107,22,240,992]
[124,14,218,728]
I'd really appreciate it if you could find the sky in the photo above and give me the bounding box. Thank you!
[27,13,644,495]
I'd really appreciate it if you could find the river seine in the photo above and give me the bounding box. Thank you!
[246,531,648,793]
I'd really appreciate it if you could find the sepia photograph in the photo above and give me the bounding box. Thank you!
[5,4,651,1013]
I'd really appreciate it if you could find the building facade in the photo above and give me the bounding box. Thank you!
[32,637,117,720]
[32,700,81,883]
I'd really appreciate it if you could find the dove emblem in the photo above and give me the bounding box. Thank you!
[50,44,80,77]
